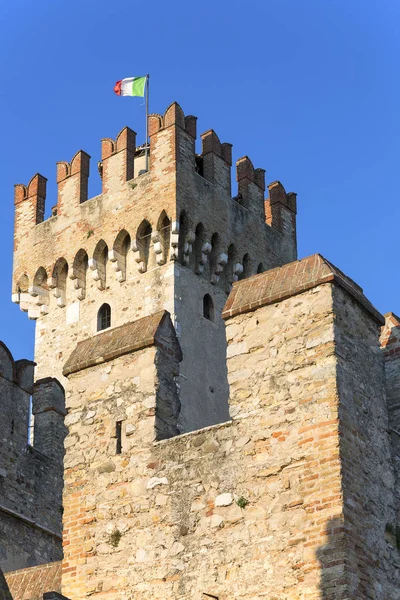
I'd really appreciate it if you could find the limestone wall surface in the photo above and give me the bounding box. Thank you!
[59,257,400,600]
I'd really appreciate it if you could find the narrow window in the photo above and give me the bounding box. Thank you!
[116,421,122,454]
[203,594,219,599]
[257,262,264,274]
[98,303,111,331]
[203,294,214,321]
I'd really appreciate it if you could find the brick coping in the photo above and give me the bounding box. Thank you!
[222,253,384,325]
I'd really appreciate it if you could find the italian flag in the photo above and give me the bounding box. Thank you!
[114,76,146,97]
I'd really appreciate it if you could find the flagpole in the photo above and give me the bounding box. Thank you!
[145,74,150,172]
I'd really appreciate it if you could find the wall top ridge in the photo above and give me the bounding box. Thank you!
[222,253,384,324]
[63,309,181,377]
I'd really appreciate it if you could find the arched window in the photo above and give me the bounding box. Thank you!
[155,212,171,265]
[32,266,49,307]
[239,253,252,280]
[51,258,68,307]
[72,249,88,300]
[112,230,131,282]
[193,223,206,275]
[98,303,111,331]
[203,294,214,321]
[136,220,152,272]
[91,240,108,290]
[178,211,189,265]
[257,262,264,274]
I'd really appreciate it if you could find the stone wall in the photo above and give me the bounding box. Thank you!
[380,312,400,539]
[59,255,399,599]
[61,311,182,597]
[0,342,65,573]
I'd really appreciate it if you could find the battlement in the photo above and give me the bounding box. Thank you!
[12,101,297,330]
[11,100,298,436]
[0,340,65,572]
[13,102,293,237]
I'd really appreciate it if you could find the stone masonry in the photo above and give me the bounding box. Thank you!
[0,343,66,574]
[57,255,399,599]
[2,100,400,599]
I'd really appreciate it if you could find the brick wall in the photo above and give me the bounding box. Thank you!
[0,567,12,600]
[5,561,61,600]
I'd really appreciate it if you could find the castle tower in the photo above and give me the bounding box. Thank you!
[12,101,297,433]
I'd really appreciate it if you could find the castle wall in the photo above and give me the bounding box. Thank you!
[0,343,65,573]
[59,254,399,600]
[12,102,297,435]
[332,286,400,598]
[380,312,400,537]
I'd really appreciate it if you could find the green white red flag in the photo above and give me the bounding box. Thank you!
[114,77,146,97]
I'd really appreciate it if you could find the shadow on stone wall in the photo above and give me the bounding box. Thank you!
[316,517,348,600]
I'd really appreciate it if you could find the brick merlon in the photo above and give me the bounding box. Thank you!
[222,253,384,325]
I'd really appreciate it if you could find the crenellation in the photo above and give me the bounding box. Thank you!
[235,155,265,218]
[14,173,47,245]
[265,180,297,248]
[200,129,232,192]
[56,150,90,214]
[101,126,136,194]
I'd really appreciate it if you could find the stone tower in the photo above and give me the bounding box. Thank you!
[12,101,297,433]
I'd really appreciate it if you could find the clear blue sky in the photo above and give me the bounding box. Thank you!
[1,0,399,361]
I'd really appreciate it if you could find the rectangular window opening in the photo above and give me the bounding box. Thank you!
[116,420,122,455]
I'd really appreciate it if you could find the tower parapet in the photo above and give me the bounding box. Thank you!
[56,150,90,215]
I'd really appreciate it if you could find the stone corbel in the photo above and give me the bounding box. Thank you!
[211,252,228,284]
[170,221,179,261]
[108,249,126,282]
[233,262,243,282]
[183,231,196,265]
[28,285,49,307]
[46,277,65,307]
[12,291,32,313]
[88,258,106,290]
[152,231,165,266]
[196,241,211,274]
[69,272,86,301]
[131,240,146,273]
